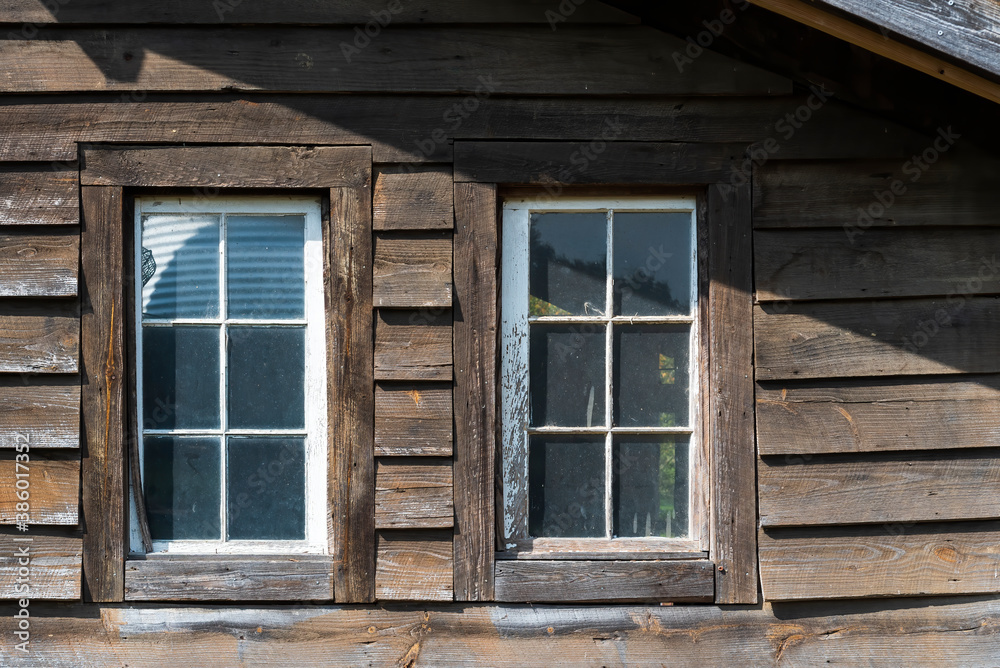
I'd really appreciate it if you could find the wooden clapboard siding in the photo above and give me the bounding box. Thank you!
[375,459,453,529]
[125,559,333,601]
[495,560,715,603]
[756,377,1000,455]
[753,156,995,228]
[755,227,1000,301]
[0,380,80,449]
[0,532,81,600]
[0,27,788,95]
[374,383,453,457]
[0,95,930,164]
[0,458,78,526]
[373,233,452,308]
[373,168,454,231]
[0,0,639,23]
[374,310,452,381]
[759,449,1000,527]
[0,301,78,374]
[0,229,78,298]
[375,531,453,601]
[754,298,1000,380]
[0,166,78,225]
[760,523,1000,600]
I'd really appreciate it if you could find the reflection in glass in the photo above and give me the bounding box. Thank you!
[613,212,692,316]
[614,325,690,428]
[228,326,305,429]
[528,436,605,537]
[227,215,305,319]
[141,214,220,318]
[529,212,606,316]
[142,326,220,430]
[529,325,605,427]
[143,436,221,540]
[613,436,689,538]
[227,437,305,540]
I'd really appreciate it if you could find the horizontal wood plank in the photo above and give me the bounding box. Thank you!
[754,156,996,229]
[0,229,78,297]
[375,459,453,530]
[374,310,452,381]
[0,301,78,374]
[82,146,368,188]
[754,298,1000,380]
[755,228,1000,301]
[0,166,78,225]
[760,523,1000,600]
[373,233,452,309]
[0,458,78,525]
[375,531,453,601]
[756,377,1000,455]
[0,379,80,449]
[0,532,81,600]
[495,559,715,603]
[454,141,740,184]
[374,382,453,456]
[0,27,788,96]
[373,168,454,231]
[125,559,333,601]
[759,449,1000,527]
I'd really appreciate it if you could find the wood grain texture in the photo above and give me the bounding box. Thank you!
[753,157,995,228]
[759,449,1000,527]
[0,532,81,600]
[0,229,78,297]
[375,531,453,601]
[754,298,1000,380]
[755,227,1000,301]
[495,560,715,603]
[0,301,78,374]
[373,233,452,309]
[373,168,454,231]
[374,382,453,457]
[0,166,78,225]
[125,559,333,601]
[374,310,452,381]
[454,141,740,185]
[0,27,788,95]
[0,380,80,449]
[327,175,375,604]
[375,459,453,530]
[760,523,1000,600]
[80,185,125,603]
[82,146,369,188]
[453,182,497,602]
[0,458,78,526]
[756,377,1000,455]
[708,183,758,604]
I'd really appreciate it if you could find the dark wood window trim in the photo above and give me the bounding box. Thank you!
[452,141,757,605]
[79,145,374,603]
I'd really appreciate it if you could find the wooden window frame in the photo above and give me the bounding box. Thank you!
[453,141,757,604]
[79,145,374,603]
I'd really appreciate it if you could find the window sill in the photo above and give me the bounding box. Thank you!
[498,537,707,561]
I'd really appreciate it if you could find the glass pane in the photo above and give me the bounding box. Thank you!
[227,437,305,540]
[227,326,305,429]
[143,436,221,540]
[529,212,607,316]
[528,436,605,537]
[614,325,690,427]
[614,436,689,538]
[142,326,220,430]
[529,325,605,427]
[227,215,305,319]
[141,214,220,318]
[613,212,693,316]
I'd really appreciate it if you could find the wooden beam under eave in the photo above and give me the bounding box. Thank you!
[749,0,1000,106]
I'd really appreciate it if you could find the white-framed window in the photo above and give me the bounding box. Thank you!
[130,195,327,555]
[500,195,705,551]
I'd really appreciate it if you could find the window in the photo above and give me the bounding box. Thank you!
[130,196,327,554]
[500,196,707,553]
